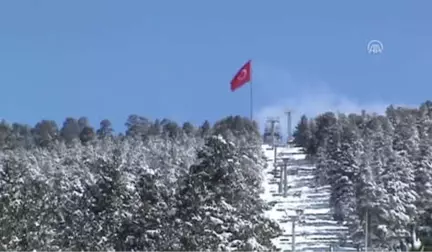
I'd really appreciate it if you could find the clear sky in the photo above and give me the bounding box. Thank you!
[1,1,431,132]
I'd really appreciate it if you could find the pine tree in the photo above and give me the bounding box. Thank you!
[176,135,281,251]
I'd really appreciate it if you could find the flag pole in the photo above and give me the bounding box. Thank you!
[250,60,253,121]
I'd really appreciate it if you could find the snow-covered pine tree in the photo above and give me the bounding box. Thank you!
[175,135,281,251]
[413,102,432,240]
[329,115,359,225]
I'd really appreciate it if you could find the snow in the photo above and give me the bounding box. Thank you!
[260,144,354,251]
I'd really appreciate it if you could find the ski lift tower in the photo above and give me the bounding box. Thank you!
[263,117,282,146]
[284,109,294,145]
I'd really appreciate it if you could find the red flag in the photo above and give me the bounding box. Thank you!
[230,60,251,91]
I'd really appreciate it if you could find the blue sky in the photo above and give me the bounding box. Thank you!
[1,1,431,133]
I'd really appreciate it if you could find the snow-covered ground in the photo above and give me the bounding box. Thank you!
[260,144,356,252]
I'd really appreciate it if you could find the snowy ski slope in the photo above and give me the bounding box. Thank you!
[260,144,355,252]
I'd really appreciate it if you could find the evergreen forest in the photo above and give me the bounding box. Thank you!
[0,115,282,251]
[293,101,432,249]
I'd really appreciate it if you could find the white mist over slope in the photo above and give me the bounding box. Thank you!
[253,64,412,134]
[256,84,390,130]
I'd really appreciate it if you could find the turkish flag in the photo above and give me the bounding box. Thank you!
[230,60,251,91]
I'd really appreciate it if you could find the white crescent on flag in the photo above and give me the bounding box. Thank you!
[237,69,248,80]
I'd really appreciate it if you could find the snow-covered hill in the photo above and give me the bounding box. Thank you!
[260,144,356,252]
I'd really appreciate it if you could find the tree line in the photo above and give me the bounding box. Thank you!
[0,115,282,251]
[0,115,212,149]
[293,101,432,250]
